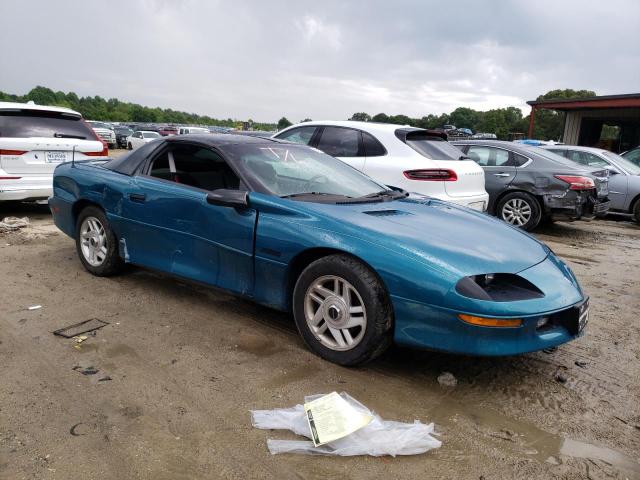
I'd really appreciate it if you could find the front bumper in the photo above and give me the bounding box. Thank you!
[392,296,587,356]
[392,253,586,356]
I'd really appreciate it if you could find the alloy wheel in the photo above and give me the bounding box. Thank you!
[79,216,108,266]
[501,198,532,226]
[303,275,367,351]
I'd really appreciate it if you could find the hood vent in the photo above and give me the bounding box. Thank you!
[363,209,411,217]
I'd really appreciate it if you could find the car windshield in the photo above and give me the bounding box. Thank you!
[143,132,160,138]
[115,128,132,135]
[223,144,389,199]
[602,151,640,175]
[403,132,465,160]
[90,122,111,129]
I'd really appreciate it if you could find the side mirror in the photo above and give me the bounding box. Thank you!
[206,189,249,208]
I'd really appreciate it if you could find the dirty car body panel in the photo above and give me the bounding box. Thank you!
[50,135,588,357]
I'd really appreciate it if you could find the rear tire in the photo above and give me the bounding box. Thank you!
[292,254,393,366]
[496,192,542,231]
[75,206,124,276]
[633,199,640,224]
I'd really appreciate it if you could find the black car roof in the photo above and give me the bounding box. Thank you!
[104,134,286,176]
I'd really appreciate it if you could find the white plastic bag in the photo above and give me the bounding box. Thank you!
[251,392,441,457]
[0,216,29,232]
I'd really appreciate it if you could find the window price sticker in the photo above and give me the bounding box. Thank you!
[304,392,373,447]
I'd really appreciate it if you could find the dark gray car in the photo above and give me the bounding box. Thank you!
[452,140,610,231]
[543,145,640,223]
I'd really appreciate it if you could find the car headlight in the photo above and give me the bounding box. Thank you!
[455,273,544,302]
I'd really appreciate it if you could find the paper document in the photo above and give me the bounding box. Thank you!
[304,392,373,446]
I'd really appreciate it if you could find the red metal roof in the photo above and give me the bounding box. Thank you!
[527,93,640,110]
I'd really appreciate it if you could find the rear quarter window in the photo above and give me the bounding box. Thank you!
[0,110,96,139]
[362,131,386,156]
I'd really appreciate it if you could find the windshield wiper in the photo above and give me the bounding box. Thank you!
[281,192,351,199]
[359,189,408,200]
[459,155,471,160]
[54,133,86,139]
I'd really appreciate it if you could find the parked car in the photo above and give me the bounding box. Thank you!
[452,140,610,230]
[209,126,233,134]
[49,134,589,365]
[542,145,640,223]
[158,126,178,136]
[87,121,117,149]
[274,121,489,211]
[621,146,640,167]
[0,101,107,201]
[127,130,161,150]
[114,127,133,149]
[178,126,210,135]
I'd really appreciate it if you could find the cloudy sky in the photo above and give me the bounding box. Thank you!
[1,0,638,122]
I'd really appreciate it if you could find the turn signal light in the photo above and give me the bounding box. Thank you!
[458,314,522,328]
[0,150,27,155]
[554,175,595,190]
[404,169,458,181]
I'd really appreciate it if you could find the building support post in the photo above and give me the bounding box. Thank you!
[527,106,536,139]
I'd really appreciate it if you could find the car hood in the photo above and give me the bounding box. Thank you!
[267,195,550,279]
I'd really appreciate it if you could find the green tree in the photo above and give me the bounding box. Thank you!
[448,107,480,130]
[529,89,596,140]
[371,113,389,123]
[277,117,292,130]
[387,114,413,125]
[349,112,371,122]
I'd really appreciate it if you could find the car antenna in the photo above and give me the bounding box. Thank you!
[71,145,76,167]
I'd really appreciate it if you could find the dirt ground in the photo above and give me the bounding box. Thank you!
[1,157,639,479]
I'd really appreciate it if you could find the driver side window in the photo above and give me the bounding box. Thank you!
[149,144,240,191]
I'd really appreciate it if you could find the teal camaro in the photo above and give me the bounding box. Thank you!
[49,135,589,365]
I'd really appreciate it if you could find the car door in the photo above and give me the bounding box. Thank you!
[312,126,366,170]
[120,142,257,294]
[464,145,518,202]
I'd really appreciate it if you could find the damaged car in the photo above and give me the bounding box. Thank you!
[49,135,589,366]
[452,140,610,230]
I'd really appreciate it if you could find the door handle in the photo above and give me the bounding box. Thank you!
[493,173,510,177]
[128,193,146,203]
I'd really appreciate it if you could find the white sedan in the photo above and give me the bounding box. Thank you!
[127,131,161,150]
[274,120,489,211]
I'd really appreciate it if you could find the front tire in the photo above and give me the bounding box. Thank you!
[128,142,133,150]
[633,199,640,224]
[292,254,393,366]
[75,206,124,276]
[496,192,542,231]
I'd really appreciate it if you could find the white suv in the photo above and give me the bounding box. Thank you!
[274,121,488,211]
[87,121,117,149]
[0,101,108,201]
